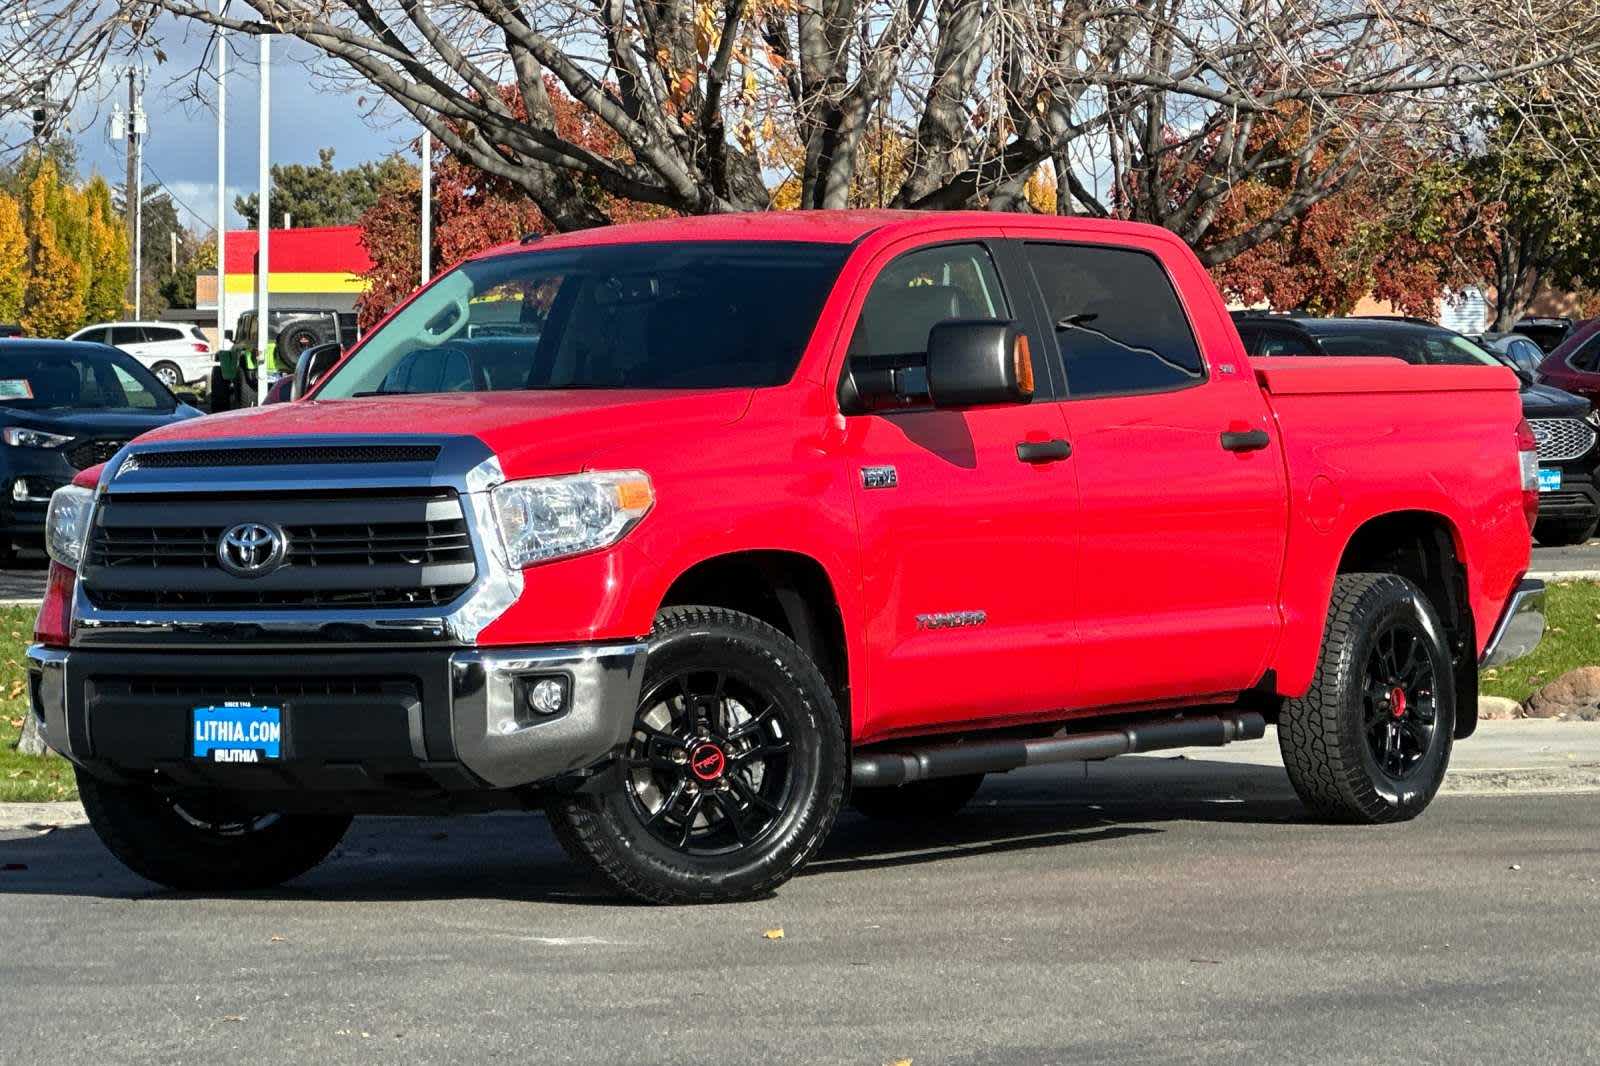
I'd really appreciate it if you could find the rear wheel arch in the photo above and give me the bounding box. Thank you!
[1334,510,1477,738]
[657,550,851,738]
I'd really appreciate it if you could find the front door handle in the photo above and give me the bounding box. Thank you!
[1220,429,1271,453]
[1017,439,1072,463]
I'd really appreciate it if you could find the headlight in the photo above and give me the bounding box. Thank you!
[45,485,95,570]
[1586,409,1600,429]
[3,427,72,448]
[490,471,654,567]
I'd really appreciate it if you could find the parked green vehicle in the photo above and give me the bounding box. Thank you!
[210,308,358,410]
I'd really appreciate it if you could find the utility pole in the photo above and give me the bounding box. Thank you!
[256,33,270,405]
[123,69,139,318]
[216,3,228,347]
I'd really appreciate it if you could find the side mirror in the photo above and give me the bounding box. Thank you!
[223,329,234,342]
[292,341,342,400]
[926,319,1036,408]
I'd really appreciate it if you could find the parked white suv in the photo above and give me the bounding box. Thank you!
[67,322,212,388]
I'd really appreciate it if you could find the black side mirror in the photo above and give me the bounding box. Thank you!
[223,329,234,342]
[292,342,343,400]
[926,319,1036,408]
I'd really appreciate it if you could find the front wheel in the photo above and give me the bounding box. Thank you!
[1279,573,1455,823]
[77,771,351,890]
[547,606,847,904]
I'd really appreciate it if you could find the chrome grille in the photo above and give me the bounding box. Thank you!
[1529,418,1596,463]
[81,488,477,610]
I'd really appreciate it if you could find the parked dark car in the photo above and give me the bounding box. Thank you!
[1234,313,1600,545]
[1476,332,1549,379]
[1513,316,1575,354]
[0,340,201,558]
[1535,318,1600,406]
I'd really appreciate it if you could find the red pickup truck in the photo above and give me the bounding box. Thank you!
[28,212,1545,904]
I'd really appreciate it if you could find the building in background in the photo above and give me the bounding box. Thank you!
[194,224,372,342]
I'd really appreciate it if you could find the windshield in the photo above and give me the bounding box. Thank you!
[1314,327,1502,367]
[317,241,851,398]
[0,343,177,411]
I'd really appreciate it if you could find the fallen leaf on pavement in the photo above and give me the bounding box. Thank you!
[269,935,287,943]
[763,928,784,940]
[222,1015,245,1023]
[885,1059,913,1066]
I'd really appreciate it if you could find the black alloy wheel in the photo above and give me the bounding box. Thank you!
[623,666,795,856]
[1362,619,1440,781]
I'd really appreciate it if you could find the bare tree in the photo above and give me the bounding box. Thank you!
[8,0,1600,266]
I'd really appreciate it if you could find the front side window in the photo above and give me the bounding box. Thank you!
[1315,329,1499,366]
[1569,332,1600,373]
[1026,243,1205,397]
[847,243,1007,360]
[317,241,851,398]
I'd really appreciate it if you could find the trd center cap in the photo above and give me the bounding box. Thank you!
[689,742,727,782]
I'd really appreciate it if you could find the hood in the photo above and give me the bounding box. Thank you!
[0,404,202,438]
[134,389,755,478]
[1521,382,1590,419]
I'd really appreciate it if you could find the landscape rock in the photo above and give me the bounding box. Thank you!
[1523,666,1600,721]
[1477,695,1522,721]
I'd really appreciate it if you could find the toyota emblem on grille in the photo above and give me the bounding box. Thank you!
[216,522,288,577]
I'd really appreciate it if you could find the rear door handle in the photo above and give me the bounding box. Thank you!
[1220,429,1271,453]
[1017,439,1072,463]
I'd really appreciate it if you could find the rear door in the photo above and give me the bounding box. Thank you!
[1017,238,1287,709]
[838,236,1080,739]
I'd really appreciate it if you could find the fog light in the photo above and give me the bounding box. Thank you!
[11,479,27,503]
[526,677,568,716]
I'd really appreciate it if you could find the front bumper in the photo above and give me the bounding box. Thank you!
[1480,579,1547,667]
[26,642,646,800]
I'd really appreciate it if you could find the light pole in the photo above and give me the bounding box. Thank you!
[111,69,148,319]
[420,127,431,286]
[216,4,227,350]
[256,33,270,405]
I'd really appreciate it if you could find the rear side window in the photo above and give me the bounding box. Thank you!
[147,326,182,342]
[1258,329,1317,356]
[110,326,146,346]
[1026,243,1204,397]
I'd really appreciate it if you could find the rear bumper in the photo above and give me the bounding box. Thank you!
[26,641,646,800]
[1480,579,1547,667]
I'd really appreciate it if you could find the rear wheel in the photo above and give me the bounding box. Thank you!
[1533,517,1597,547]
[150,361,183,388]
[1279,573,1455,823]
[852,774,986,821]
[77,771,351,890]
[547,606,846,904]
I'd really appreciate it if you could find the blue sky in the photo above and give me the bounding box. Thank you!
[21,29,415,234]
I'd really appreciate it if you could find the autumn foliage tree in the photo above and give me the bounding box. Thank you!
[1192,108,1486,315]
[0,193,24,324]
[357,81,664,327]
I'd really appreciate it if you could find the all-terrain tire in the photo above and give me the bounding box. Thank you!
[77,770,351,890]
[1279,572,1455,823]
[851,774,986,821]
[547,606,847,904]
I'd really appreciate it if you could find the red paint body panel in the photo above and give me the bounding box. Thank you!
[102,212,1533,745]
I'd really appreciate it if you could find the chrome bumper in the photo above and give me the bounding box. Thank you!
[1480,578,1546,668]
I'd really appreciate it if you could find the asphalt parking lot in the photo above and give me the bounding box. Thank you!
[3,760,1598,1066]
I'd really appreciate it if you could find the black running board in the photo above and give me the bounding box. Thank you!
[851,711,1266,788]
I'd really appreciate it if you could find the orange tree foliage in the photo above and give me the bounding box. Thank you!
[1191,109,1488,315]
[358,81,666,329]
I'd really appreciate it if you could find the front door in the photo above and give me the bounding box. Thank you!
[1017,238,1287,710]
[840,239,1080,741]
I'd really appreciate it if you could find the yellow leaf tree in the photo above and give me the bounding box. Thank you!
[21,160,86,337]
[0,192,25,324]
[82,176,129,324]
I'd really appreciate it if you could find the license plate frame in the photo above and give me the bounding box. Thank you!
[192,704,283,763]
